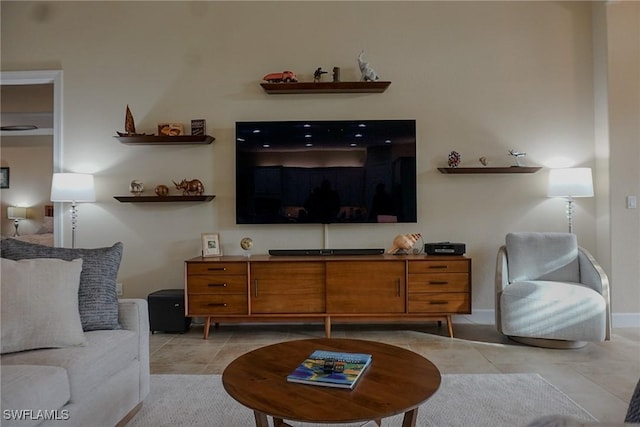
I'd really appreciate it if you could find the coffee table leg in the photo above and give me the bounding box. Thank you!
[401,408,418,427]
[253,411,269,427]
[272,417,293,427]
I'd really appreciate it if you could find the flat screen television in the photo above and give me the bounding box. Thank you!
[236,120,417,224]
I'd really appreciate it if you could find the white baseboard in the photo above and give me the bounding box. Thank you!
[455,310,640,328]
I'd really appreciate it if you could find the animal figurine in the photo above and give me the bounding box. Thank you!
[129,180,144,196]
[172,179,204,196]
[508,150,527,167]
[357,51,379,82]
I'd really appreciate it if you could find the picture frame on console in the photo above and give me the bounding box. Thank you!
[201,233,221,257]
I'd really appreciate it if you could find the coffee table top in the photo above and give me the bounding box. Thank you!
[222,338,441,424]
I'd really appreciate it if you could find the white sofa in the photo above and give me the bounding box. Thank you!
[1,299,150,427]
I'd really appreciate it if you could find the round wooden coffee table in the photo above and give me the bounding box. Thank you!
[222,338,441,427]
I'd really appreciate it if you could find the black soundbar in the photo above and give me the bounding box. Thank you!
[269,248,385,256]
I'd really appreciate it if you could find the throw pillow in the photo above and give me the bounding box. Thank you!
[0,239,123,331]
[1,258,87,354]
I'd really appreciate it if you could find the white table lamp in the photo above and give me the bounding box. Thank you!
[50,173,96,248]
[7,206,28,236]
[547,168,593,233]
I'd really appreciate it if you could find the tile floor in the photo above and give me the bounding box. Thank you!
[150,320,640,423]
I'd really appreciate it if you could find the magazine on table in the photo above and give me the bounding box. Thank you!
[286,349,373,389]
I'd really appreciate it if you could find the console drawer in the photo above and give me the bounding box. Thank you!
[408,260,469,274]
[188,294,248,315]
[187,275,247,294]
[187,262,247,276]
[408,293,470,313]
[408,273,469,292]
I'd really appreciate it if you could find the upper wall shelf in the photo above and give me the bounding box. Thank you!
[260,81,391,94]
[114,135,215,145]
[438,166,542,174]
[114,195,215,203]
[1,112,54,136]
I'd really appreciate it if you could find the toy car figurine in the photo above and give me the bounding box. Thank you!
[263,71,298,83]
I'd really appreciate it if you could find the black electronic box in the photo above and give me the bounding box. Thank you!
[425,242,466,256]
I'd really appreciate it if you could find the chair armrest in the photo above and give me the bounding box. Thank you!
[118,298,150,399]
[578,248,611,340]
[495,245,509,333]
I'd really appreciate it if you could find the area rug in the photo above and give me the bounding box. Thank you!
[127,373,597,427]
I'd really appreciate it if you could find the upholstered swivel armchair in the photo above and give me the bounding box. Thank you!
[495,232,610,348]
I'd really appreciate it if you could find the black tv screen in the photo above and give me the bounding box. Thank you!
[236,120,417,224]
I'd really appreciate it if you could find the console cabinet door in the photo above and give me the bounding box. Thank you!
[326,261,405,313]
[250,262,325,314]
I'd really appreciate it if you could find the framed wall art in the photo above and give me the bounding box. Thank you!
[0,168,9,189]
[201,232,221,257]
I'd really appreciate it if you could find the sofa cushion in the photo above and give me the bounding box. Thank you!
[501,280,606,341]
[1,258,86,354]
[1,329,138,403]
[0,365,71,427]
[506,232,580,283]
[0,239,123,331]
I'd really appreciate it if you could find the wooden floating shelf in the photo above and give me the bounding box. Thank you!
[438,167,542,174]
[114,195,215,203]
[114,135,215,145]
[260,81,391,94]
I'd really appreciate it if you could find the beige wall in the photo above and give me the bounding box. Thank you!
[1,1,638,319]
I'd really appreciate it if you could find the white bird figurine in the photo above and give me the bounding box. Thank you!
[508,150,526,167]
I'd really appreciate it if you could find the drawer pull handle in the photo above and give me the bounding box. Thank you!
[254,279,258,297]
[429,265,448,269]
[208,283,227,287]
[430,301,448,305]
[207,303,228,307]
[207,267,227,271]
[429,281,448,285]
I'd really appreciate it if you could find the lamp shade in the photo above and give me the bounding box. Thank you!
[7,206,27,219]
[547,168,594,198]
[50,173,96,202]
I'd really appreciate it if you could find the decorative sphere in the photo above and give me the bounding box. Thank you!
[155,184,169,196]
[240,237,253,251]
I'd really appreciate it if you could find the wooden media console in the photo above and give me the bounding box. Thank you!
[184,254,471,339]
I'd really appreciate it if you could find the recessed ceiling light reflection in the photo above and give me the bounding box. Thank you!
[262,144,270,148]
[355,133,363,138]
[253,129,261,134]
[358,124,366,127]
[350,143,357,147]
[305,143,313,147]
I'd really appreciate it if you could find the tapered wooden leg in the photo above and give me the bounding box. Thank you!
[253,411,269,427]
[273,417,293,427]
[325,316,331,338]
[401,408,418,427]
[446,314,454,337]
[203,317,211,340]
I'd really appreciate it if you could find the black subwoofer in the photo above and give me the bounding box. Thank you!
[147,289,191,333]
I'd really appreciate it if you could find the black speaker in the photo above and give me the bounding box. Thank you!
[147,289,191,333]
